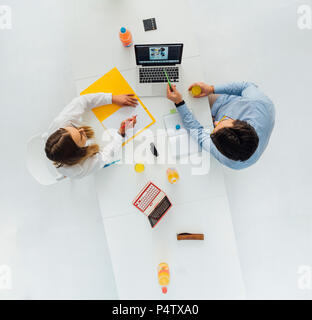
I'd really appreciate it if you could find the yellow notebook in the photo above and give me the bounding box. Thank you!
[80,67,156,146]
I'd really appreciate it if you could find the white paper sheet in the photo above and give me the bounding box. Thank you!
[163,112,201,157]
[102,104,154,140]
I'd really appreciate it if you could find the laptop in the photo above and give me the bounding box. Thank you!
[133,182,172,228]
[134,43,183,97]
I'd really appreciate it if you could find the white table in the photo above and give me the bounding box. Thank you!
[68,0,200,80]
[71,0,245,299]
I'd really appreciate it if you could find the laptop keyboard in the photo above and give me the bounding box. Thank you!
[139,67,179,83]
[134,183,161,212]
[148,196,172,228]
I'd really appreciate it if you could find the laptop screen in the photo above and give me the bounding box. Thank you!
[135,43,183,66]
[148,196,172,228]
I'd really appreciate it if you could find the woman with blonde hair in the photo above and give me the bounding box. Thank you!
[44,92,137,179]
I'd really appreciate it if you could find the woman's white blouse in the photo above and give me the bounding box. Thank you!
[44,93,123,179]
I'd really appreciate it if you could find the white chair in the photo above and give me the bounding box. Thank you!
[26,133,66,185]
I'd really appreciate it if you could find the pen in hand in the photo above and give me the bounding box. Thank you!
[120,115,137,136]
[164,70,173,92]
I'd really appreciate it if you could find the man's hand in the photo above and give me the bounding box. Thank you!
[188,82,214,98]
[118,115,137,136]
[112,94,138,107]
[166,84,183,104]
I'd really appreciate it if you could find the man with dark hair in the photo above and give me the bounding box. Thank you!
[166,82,275,169]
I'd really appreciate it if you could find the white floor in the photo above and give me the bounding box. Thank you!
[1,0,312,299]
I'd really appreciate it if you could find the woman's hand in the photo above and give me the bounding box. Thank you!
[112,94,138,107]
[166,84,183,104]
[188,82,214,98]
[118,115,137,136]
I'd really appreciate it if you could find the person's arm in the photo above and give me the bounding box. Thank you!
[188,81,273,107]
[166,84,211,151]
[214,81,272,104]
[47,93,138,134]
[213,82,253,96]
[176,103,211,151]
[52,93,112,126]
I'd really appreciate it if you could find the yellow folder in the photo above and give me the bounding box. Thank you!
[80,67,156,146]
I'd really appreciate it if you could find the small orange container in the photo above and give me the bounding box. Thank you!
[167,168,180,184]
[158,263,170,294]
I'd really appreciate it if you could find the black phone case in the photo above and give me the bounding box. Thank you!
[143,18,157,31]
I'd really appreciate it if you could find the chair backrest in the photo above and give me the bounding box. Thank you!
[26,133,65,185]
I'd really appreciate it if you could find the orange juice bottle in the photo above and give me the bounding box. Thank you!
[158,263,170,294]
[167,168,179,184]
[119,27,133,47]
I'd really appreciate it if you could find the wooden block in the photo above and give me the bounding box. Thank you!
[177,233,204,241]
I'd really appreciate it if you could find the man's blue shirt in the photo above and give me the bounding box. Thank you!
[177,82,275,169]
